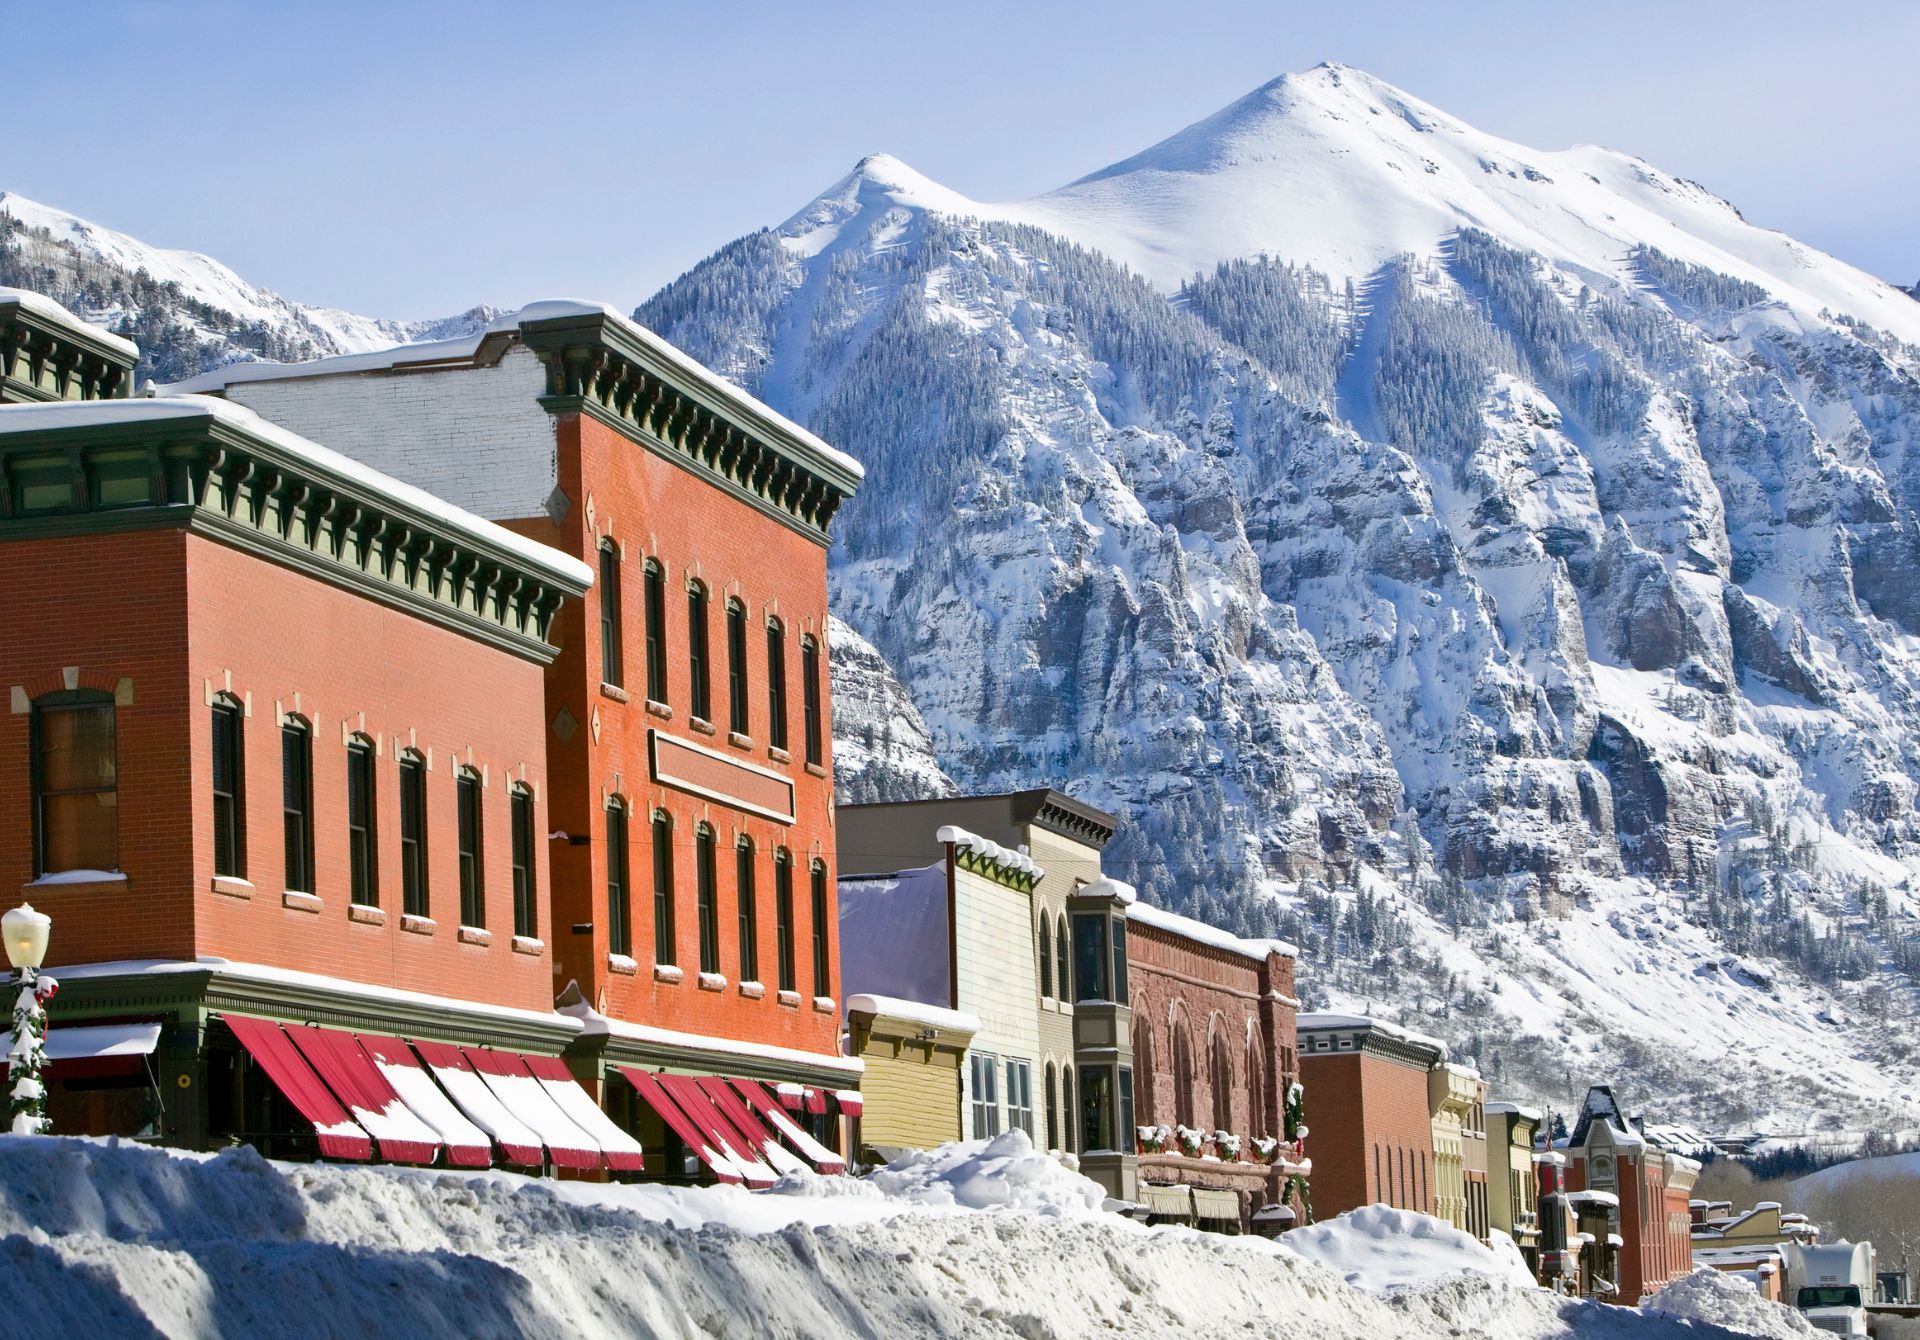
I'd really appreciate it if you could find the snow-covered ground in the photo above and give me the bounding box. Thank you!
[0,1131,1817,1339]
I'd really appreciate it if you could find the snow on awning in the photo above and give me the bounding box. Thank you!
[358,1034,492,1169]
[221,1015,370,1161]
[1139,1183,1195,1218]
[805,1087,828,1115]
[284,1024,443,1165]
[617,1067,744,1185]
[733,1079,846,1175]
[833,1090,863,1117]
[657,1073,776,1187]
[1191,1188,1242,1222]
[459,1048,600,1170]
[775,1082,807,1111]
[44,1022,159,1079]
[410,1040,545,1167]
[520,1055,645,1172]
[695,1076,808,1178]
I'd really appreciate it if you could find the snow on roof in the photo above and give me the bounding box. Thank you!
[1125,899,1298,963]
[846,993,980,1036]
[1296,1011,1448,1059]
[557,993,863,1076]
[0,397,593,589]
[1078,876,1136,904]
[1564,1190,1620,1208]
[935,825,1044,880]
[160,300,864,482]
[1442,1061,1483,1083]
[0,286,139,359]
[1485,1101,1543,1122]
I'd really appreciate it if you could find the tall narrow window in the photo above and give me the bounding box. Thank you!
[1061,1067,1075,1153]
[687,581,711,722]
[31,691,117,876]
[1006,1059,1033,1138]
[774,850,796,993]
[1118,1066,1135,1156]
[800,636,823,767]
[765,620,788,751]
[643,560,667,705]
[211,699,246,878]
[457,769,485,928]
[1080,1065,1114,1154]
[606,800,630,957]
[726,599,749,735]
[399,753,428,918]
[1037,915,1053,997]
[696,825,719,975]
[599,543,623,689]
[1045,1063,1059,1151]
[1110,916,1129,1002]
[970,1054,1001,1139]
[1055,914,1070,1003]
[1073,913,1109,1003]
[736,838,759,983]
[810,860,831,998]
[511,786,536,939]
[281,721,313,893]
[346,737,377,906]
[652,811,676,966]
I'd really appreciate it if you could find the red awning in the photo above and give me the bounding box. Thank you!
[617,1066,745,1185]
[733,1078,847,1175]
[804,1088,827,1115]
[222,1015,371,1161]
[359,1035,493,1169]
[657,1073,776,1187]
[520,1055,646,1173]
[833,1090,864,1118]
[285,1024,443,1165]
[411,1040,544,1167]
[44,1022,160,1081]
[697,1076,809,1178]
[460,1048,600,1170]
[775,1083,807,1112]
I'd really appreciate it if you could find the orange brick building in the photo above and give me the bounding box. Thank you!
[1296,1012,1446,1220]
[1563,1085,1701,1302]
[168,301,867,1172]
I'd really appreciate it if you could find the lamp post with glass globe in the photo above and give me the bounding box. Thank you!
[3,903,54,1135]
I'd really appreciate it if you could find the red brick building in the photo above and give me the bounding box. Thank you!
[0,294,623,1163]
[1563,1085,1701,1302]
[168,301,866,1175]
[1296,1012,1446,1220]
[1127,902,1308,1230]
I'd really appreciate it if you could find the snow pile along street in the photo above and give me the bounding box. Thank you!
[1280,1202,1538,1291]
[0,1134,1821,1339]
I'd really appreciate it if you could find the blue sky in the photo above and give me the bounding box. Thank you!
[8,1,1914,318]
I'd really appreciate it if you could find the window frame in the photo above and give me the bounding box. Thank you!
[652,810,676,966]
[696,824,720,975]
[1054,914,1070,1003]
[346,735,378,907]
[29,689,118,877]
[726,598,749,736]
[398,752,429,918]
[800,635,823,767]
[969,1052,1001,1139]
[765,618,788,751]
[1044,1062,1058,1152]
[735,836,758,984]
[456,768,485,929]
[687,580,711,723]
[510,784,536,939]
[1006,1058,1034,1138]
[606,798,631,957]
[643,559,668,705]
[1079,1064,1115,1154]
[810,860,831,998]
[773,850,796,994]
[1072,911,1110,1003]
[210,697,247,879]
[599,542,624,689]
[281,719,315,894]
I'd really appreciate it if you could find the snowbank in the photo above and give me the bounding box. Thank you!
[1280,1204,1537,1292]
[1643,1269,1819,1338]
[0,1136,1822,1339]
[865,1130,1108,1217]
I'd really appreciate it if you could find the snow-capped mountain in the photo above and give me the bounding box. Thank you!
[0,190,497,381]
[637,64,1920,1132]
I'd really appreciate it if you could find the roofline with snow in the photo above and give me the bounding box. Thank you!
[0,398,589,662]
[1,288,138,404]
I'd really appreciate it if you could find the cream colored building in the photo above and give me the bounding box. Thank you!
[1429,1062,1481,1235]
[1485,1101,1542,1258]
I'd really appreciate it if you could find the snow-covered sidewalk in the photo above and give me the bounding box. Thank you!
[0,1132,1811,1338]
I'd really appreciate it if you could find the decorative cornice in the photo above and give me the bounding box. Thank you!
[519,309,860,545]
[0,414,587,661]
[0,296,137,405]
[566,1026,857,1086]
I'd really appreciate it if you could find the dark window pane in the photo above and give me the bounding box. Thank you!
[511,789,536,939]
[599,547,623,688]
[347,742,377,907]
[457,772,484,927]
[606,804,629,956]
[766,622,787,750]
[281,725,313,894]
[801,638,822,766]
[1073,913,1109,1003]
[1055,916,1070,1003]
[736,842,758,984]
[687,585,710,721]
[810,863,830,997]
[774,856,795,994]
[652,813,676,966]
[400,757,428,917]
[1111,917,1129,1003]
[726,601,749,735]
[211,703,245,879]
[696,829,719,975]
[645,563,668,704]
[1080,1065,1114,1154]
[1118,1067,1135,1152]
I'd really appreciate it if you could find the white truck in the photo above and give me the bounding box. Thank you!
[1785,1240,1875,1337]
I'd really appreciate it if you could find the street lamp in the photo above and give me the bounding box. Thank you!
[3,902,53,1135]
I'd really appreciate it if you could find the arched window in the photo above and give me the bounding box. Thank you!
[1132,1018,1155,1128]
[1061,1066,1075,1153]
[1044,1062,1058,1151]
[800,635,823,767]
[1590,1153,1615,1190]
[1245,1033,1267,1140]
[726,598,750,736]
[1054,913,1070,1002]
[773,849,796,993]
[210,695,246,878]
[1209,1027,1234,1133]
[765,618,788,751]
[456,767,485,928]
[398,751,429,917]
[510,784,537,939]
[605,798,631,956]
[736,835,759,983]
[696,824,719,974]
[1037,915,1052,997]
[31,689,117,876]
[598,541,623,689]
[345,735,377,907]
[1171,1016,1196,1130]
[686,579,710,722]
[651,809,675,966]
[280,718,313,894]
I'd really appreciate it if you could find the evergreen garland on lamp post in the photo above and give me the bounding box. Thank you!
[3,904,54,1136]
[1283,1080,1312,1224]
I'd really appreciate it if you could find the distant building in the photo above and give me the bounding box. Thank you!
[1430,1062,1486,1239]
[1297,1013,1445,1220]
[1486,1101,1543,1264]
[1563,1085,1701,1303]
[1690,1199,1819,1303]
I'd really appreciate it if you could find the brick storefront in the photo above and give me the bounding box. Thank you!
[1297,1013,1446,1220]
